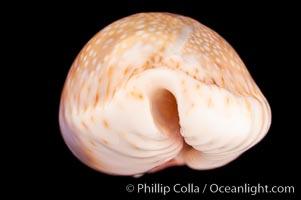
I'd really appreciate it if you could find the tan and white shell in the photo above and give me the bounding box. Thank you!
[59,13,271,176]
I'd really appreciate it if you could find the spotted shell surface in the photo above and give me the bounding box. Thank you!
[59,13,271,176]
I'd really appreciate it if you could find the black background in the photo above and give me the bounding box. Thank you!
[20,1,299,199]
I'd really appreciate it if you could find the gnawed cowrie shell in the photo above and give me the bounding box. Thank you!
[59,13,271,176]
